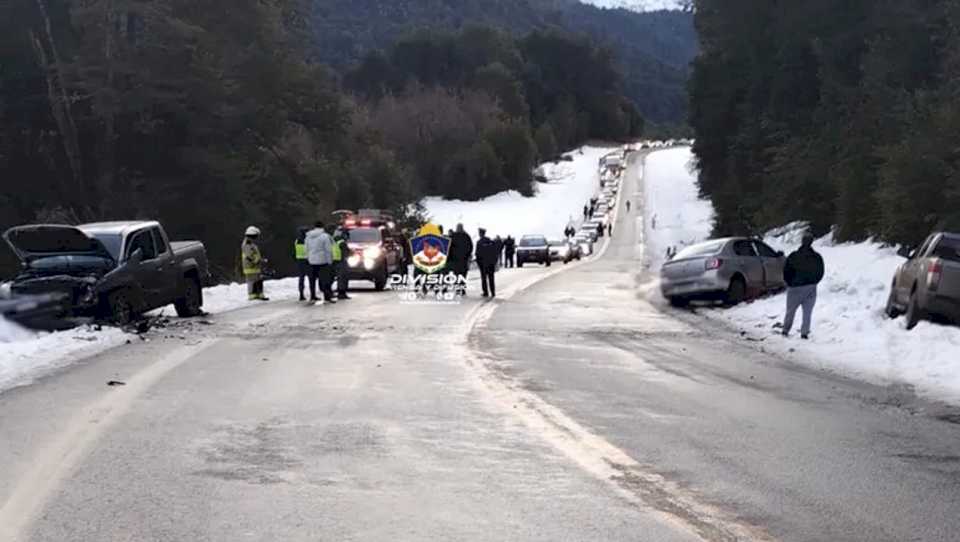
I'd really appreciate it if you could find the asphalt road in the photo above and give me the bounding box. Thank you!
[1,151,959,541]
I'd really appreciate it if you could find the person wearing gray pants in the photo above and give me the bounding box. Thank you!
[781,233,825,339]
[783,284,818,338]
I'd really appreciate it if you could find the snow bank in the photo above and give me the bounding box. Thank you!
[642,147,714,269]
[422,146,613,240]
[0,317,128,392]
[0,277,306,394]
[642,147,960,405]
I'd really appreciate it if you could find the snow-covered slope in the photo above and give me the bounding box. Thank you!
[422,146,613,240]
[0,278,304,394]
[642,147,960,405]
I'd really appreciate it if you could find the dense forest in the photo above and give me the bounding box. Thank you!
[0,0,649,279]
[690,0,960,246]
[313,0,697,124]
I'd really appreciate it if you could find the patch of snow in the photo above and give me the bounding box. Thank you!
[0,317,127,392]
[642,147,714,269]
[642,147,960,405]
[0,277,307,395]
[422,146,614,241]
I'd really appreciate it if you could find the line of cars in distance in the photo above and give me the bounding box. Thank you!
[517,147,627,266]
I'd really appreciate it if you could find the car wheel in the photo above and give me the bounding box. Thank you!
[175,277,203,317]
[108,289,136,326]
[884,285,902,319]
[724,276,746,306]
[905,288,924,330]
[518,261,524,268]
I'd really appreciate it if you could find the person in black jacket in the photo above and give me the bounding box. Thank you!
[504,236,516,268]
[475,228,499,298]
[781,233,825,339]
[447,224,474,295]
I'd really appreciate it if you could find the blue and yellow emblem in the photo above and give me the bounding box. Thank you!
[410,223,450,274]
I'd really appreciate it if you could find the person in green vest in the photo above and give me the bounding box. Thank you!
[331,226,352,300]
[294,227,309,301]
[242,226,269,301]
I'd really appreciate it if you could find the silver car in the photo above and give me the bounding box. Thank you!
[660,237,786,307]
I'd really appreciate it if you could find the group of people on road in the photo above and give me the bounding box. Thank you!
[443,224,518,298]
[241,222,352,305]
[295,222,352,305]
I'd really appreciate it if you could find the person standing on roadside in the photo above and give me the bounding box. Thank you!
[504,236,516,268]
[242,226,269,301]
[333,228,352,300]
[607,222,613,237]
[475,228,499,298]
[597,221,604,239]
[305,221,335,304]
[626,200,631,212]
[494,235,504,269]
[294,227,309,301]
[781,233,825,339]
[447,224,474,294]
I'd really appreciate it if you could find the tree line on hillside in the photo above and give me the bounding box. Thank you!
[312,0,697,124]
[0,1,641,279]
[689,0,960,246]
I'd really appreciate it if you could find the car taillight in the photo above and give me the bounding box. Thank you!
[705,258,723,270]
[928,260,943,291]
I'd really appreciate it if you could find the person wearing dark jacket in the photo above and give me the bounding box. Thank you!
[475,228,499,298]
[597,222,604,238]
[334,229,351,300]
[447,224,474,294]
[781,233,825,339]
[504,236,516,268]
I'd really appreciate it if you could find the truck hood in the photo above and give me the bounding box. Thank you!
[3,225,114,263]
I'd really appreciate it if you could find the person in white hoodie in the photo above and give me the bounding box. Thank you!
[305,221,335,304]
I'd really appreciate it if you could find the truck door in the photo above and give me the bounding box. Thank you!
[151,227,180,303]
[124,229,164,309]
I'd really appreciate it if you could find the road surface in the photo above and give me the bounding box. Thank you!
[1,151,959,541]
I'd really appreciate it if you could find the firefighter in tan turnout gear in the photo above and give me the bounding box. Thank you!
[242,226,269,301]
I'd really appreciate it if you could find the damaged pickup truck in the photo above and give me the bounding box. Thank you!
[3,221,212,325]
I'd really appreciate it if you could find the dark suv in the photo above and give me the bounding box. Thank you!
[341,214,407,290]
[516,235,551,267]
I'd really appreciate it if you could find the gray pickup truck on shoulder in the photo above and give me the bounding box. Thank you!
[4,221,211,324]
[886,231,960,329]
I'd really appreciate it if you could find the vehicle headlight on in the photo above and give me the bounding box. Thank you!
[347,255,361,267]
[365,246,383,259]
[363,258,377,271]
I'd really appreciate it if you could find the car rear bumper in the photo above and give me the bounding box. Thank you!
[660,273,728,299]
[925,293,960,320]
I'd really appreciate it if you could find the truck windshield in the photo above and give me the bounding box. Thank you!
[933,238,960,262]
[348,227,381,244]
[89,233,123,260]
[520,237,546,247]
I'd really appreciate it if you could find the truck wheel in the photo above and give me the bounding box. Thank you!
[884,285,902,319]
[518,261,524,268]
[546,259,552,267]
[175,277,203,317]
[108,289,136,326]
[905,289,924,330]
